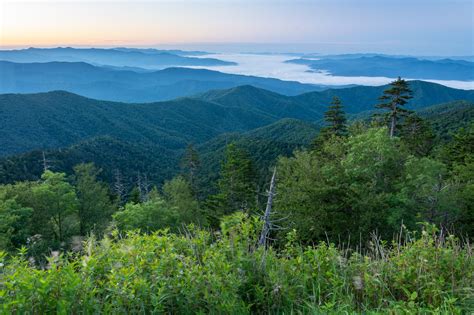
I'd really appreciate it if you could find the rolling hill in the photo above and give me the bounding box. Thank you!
[0,119,320,189]
[0,90,286,156]
[418,100,474,140]
[1,81,473,157]
[1,97,471,190]
[294,80,474,113]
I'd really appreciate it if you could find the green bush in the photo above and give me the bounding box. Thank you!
[0,214,472,314]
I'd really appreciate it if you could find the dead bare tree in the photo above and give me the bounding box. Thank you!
[142,174,150,201]
[41,151,53,172]
[137,172,150,202]
[113,169,126,205]
[258,167,277,247]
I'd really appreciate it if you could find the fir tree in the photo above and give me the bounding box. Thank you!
[312,96,347,149]
[323,96,348,137]
[376,77,413,137]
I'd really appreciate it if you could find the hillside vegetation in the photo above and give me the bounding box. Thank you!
[1,215,471,313]
[1,80,473,156]
[0,78,473,313]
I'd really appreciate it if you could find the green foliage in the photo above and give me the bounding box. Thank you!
[180,143,201,193]
[0,86,472,313]
[312,96,348,149]
[0,220,471,313]
[74,163,115,236]
[0,192,32,251]
[163,176,206,226]
[214,143,258,215]
[113,195,178,233]
[321,96,348,137]
[276,127,469,243]
[442,124,474,237]
[197,118,319,198]
[418,100,474,142]
[30,171,79,246]
[397,157,459,228]
[399,114,436,156]
[376,77,413,137]
[441,123,474,168]
[453,159,474,238]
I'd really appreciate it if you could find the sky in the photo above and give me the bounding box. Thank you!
[1,0,473,55]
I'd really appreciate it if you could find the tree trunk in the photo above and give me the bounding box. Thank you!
[390,115,396,138]
[258,167,277,247]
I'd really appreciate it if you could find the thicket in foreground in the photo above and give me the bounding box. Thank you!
[0,214,472,314]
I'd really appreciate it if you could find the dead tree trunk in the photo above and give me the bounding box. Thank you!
[113,169,126,205]
[258,167,277,247]
[42,151,51,172]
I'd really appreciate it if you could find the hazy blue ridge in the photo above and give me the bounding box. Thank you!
[286,56,474,81]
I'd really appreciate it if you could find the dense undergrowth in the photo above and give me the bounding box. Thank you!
[1,213,472,314]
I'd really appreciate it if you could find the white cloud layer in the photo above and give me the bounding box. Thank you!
[186,53,474,90]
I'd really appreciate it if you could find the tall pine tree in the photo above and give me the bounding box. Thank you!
[323,96,347,137]
[312,96,347,149]
[376,77,413,138]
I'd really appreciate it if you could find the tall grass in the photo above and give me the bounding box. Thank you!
[0,213,472,314]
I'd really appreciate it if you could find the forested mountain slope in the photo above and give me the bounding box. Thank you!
[0,119,319,187]
[1,81,473,157]
[294,80,474,113]
[0,90,283,156]
[1,98,471,189]
[417,100,474,140]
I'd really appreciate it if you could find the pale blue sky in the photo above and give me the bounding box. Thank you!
[1,0,473,55]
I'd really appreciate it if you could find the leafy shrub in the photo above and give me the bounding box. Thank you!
[0,215,472,314]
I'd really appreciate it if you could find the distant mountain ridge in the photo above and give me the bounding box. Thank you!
[286,56,474,81]
[0,61,322,102]
[0,47,235,68]
[293,80,474,113]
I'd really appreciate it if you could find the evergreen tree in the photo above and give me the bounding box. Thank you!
[181,143,201,193]
[74,163,115,236]
[323,96,348,136]
[128,186,142,204]
[376,77,413,137]
[216,143,257,215]
[312,96,347,149]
